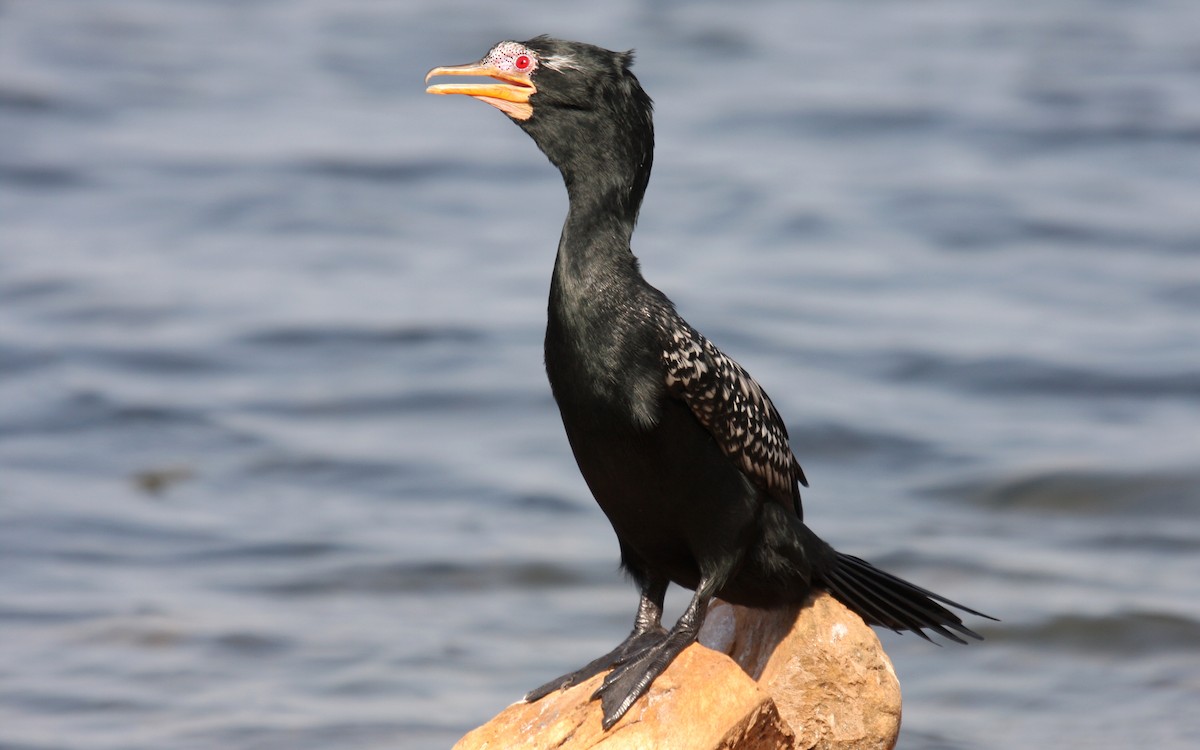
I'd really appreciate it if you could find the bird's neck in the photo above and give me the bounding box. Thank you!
[551,182,641,311]
[546,173,649,407]
[560,152,649,231]
[539,103,658,408]
[549,138,653,295]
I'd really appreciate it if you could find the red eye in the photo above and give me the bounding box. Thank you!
[515,54,531,70]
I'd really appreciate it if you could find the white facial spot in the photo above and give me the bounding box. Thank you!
[486,41,538,74]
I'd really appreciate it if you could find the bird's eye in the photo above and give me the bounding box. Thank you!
[515,54,531,71]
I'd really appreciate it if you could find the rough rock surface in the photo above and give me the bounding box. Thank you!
[453,592,900,750]
[700,593,902,750]
[451,645,795,750]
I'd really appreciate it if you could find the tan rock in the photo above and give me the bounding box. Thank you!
[700,592,901,750]
[454,592,899,750]
[451,645,794,750]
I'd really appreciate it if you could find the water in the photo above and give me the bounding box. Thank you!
[2,1,1199,748]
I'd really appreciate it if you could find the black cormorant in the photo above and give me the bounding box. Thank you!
[427,36,991,729]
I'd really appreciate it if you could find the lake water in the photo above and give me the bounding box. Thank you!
[2,1,1199,748]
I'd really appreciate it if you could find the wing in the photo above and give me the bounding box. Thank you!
[660,320,808,517]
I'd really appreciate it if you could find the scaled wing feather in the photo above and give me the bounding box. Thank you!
[660,320,807,516]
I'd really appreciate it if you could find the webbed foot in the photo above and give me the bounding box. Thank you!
[591,632,692,729]
[524,627,667,703]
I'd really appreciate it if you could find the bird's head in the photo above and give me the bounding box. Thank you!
[426,37,654,220]
[425,36,640,120]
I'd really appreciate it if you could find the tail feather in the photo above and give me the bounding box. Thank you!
[836,554,986,643]
[823,563,941,643]
[821,552,995,644]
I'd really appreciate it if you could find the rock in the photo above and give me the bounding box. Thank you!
[452,645,795,750]
[699,593,901,750]
[453,592,899,750]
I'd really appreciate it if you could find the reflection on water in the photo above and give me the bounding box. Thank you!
[2,1,1199,748]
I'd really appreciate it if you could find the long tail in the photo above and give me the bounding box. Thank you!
[820,551,995,644]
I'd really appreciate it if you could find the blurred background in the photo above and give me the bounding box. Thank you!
[2,1,1198,748]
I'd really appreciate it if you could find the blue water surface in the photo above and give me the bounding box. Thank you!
[2,1,1199,748]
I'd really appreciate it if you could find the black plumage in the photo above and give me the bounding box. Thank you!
[427,36,992,729]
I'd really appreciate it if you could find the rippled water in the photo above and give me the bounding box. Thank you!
[3,1,1199,748]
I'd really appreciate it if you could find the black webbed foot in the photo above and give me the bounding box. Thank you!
[591,632,693,729]
[524,627,667,703]
[589,574,720,729]
[526,574,670,704]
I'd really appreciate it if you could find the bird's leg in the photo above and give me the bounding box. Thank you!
[524,575,669,703]
[592,574,719,730]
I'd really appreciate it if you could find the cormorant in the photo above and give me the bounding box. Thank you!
[427,36,991,729]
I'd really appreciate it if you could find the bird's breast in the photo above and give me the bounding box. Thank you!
[545,282,666,430]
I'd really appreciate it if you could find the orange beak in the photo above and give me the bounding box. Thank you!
[425,61,536,121]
